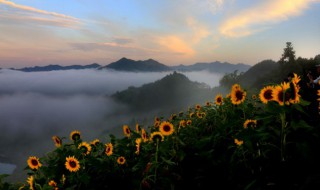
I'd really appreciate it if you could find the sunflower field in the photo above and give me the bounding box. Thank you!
[2,73,320,190]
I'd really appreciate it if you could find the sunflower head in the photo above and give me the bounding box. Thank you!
[231,85,246,105]
[27,176,34,190]
[123,125,131,137]
[135,138,142,155]
[65,156,80,172]
[186,120,192,126]
[27,156,42,170]
[150,131,164,142]
[243,119,257,129]
[159,121,174,136]
[179,120,186,128]
[141,128,148,142]
[117,156,126,165]
[195,104,201,110]
[105,143,113,156]
[90,139,101,147]
[52,136,62,147]
[234,138,244,146]
[48,180,57,187]
[78,142,92,155]
[135,123,141,132]
[259,86,274,104]
[70,130,81,141]
[215,94,223,106]
[272,82,291,106]
[205,101,212,106]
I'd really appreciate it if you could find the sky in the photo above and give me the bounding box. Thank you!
[0,0,319,68]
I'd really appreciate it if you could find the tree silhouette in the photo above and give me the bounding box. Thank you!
[279,42,296,65]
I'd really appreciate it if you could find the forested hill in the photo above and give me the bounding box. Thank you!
[99,57,171,72]
[111,71,214,112]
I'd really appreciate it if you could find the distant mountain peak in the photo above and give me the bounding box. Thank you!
[99,57,171,72]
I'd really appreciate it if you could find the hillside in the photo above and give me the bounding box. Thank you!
[171,61,251,73]
[99,57,171,72]
[111,71,213,112]
[14,63,101,72]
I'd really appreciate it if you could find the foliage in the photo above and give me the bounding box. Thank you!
[2,71,320,190]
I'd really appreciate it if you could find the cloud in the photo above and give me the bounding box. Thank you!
[0,0,80,28]
[219,0,320,37]
[156,35,195,56]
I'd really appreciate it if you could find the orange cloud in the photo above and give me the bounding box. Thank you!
[219,0,320,37]
[157,35,195,57]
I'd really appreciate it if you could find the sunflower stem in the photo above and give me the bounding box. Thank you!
[154,139,159,184]
[280,112,287,161]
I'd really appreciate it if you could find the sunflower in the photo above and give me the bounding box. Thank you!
[150,131,164,142]
[189,112,195,118]
[48,180,57,188]
[123,125,131,137]
[231,85,246,105]
[159,121,174,136]
[78,142,91,155]
[105,143,113,156]
[195,104,201,110]
[272,82,290,106]
[135,123,141,132]
[251,94,257,100]
[234,139,244,146]
[259,86,274,104]
[27,156,42,170]
[292,73,301,85]
[196,112,203,118]
[215,94,223,105]
[186,120,192,125]
[52,136,62,147]
[27,176,34,190]
[243,119,257,129]
[232,84,241,90]
[205,101,211,106]
[154,120,160,127]
[70,130,81,141]
[141,128,148,142]
[135,138,142,155]
[179,120,186,128]
[90,139,100,146]
[170,113,177,120]
[117,156,126,165]
[289,82,300,104]
[65,156,80,172]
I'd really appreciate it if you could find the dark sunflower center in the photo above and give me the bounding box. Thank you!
[163,125,171,132]
[31,159,38,166]
[81,146,88,153]
[217,97,222,103]
[106,147,110,153]
[120,158,124,162]
[277,91,284,102]
[126,128,130,134]
[72,134,80,141]
[264,90,273,100]
[69,161,77,168]
[235,90,244,101]
[153,134,162,141]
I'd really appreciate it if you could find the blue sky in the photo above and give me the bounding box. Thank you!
[0,0,319,68]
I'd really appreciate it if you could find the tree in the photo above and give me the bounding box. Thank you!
[279,42,296,65]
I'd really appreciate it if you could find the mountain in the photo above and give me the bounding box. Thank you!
[99,57,171,72]
[171,61,251,73]
[14,63,101,72]
[111,71,213,111]
[238,59,278,88]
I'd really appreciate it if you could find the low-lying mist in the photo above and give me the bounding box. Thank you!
[0,69,222,182]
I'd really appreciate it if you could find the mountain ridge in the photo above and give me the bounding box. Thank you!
[5,57,251,73]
